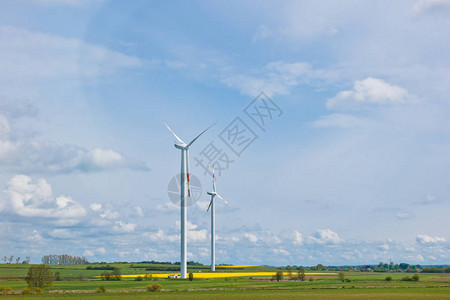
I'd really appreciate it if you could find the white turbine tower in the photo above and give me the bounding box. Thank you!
[164,122,213,279]
[207,165,230,271]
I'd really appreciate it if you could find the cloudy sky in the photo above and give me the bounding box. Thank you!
[0,0,449,266]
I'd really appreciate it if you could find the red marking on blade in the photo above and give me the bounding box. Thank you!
[187,173,190,182]
[188,189,191,197]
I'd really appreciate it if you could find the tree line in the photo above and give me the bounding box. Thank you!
[41,254,88,265]
[2,255,31,264]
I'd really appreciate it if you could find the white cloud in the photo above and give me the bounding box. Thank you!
[272,248,290,256]
[308,229,341,245]
[414,0,450,14]
[83,250,94,257]
[311,113,371,129]
[0,26,142,80]
[416,195,443,205]
[326,77,410,110]
[222,61,336,97]
[3,175,86,220]
[292,230,303,246]
[188,228,207,242]
[397,212,414,220]
[133,206,143,217]
[24,229,44,242]
[416,235,446,245]
[379,244,390,250]
[113,221,136,233]
[48,229,72,239]
[90,203,102,212]
[145,229,179,243]
[96,247,106,255]
[0,120,149,173]
[99,209,120,220]
[244,233,259,243]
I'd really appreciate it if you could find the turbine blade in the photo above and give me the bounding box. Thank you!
[207,198,213,212]
[186,122,215,148]
[216,194,230,206]
[186,149,191,198]
[164,122,185,145]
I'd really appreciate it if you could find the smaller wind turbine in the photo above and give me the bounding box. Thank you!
[207,165,230,272]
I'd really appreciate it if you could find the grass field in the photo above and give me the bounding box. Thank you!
[0,263,449,299]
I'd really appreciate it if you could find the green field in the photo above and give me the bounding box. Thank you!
[1,263,449,299]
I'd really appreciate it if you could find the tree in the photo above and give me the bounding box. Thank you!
[25,264,54,289]
[338,272,345,282]
[2,256,7,263]
[8,255,14,264]
[412,273,420,281]
[298,268,306,281]
[276,271,283,282]
[286,265,292,280]
[15,257,21,264]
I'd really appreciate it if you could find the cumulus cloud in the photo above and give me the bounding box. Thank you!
[0,113,149,174]
[2,175,86,221]
[326,77,410,110]
[0,26,141,80]
[308,229,341,245]
[90,203,102,212]
[145,229,179,243]
[113,221,136,233]
[292,230,303,246]
[244,233,259,243]
[416,234,446,245]
[132,206,143,217]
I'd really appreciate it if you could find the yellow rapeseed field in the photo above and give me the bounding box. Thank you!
[121,272,336,279]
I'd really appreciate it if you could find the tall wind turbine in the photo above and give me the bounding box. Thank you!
[207,165,230,271]
[164,122,213,279]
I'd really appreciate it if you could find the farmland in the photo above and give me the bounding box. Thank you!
[0,263,449,299]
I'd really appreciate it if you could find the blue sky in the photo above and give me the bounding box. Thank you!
[0,0,449,266]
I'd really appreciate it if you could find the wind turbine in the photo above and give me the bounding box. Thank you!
[207,165,230,271]
[164,122,214,279]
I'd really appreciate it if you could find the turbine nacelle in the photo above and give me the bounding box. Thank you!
[174,143,188,150]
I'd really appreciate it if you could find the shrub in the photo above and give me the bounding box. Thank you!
[33,287,43,293]
[309,277,314,282]
[401,276,412,281]
[96,286,106,293]
[3,287,13,294]
[147,283,162,292]
[344,278,351,282]
[188,272,194,281]
[385,276,392,281]
[22,288,32,294]
[54,271,62,281]
[412,273,420,281]
[135,276,143,281]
